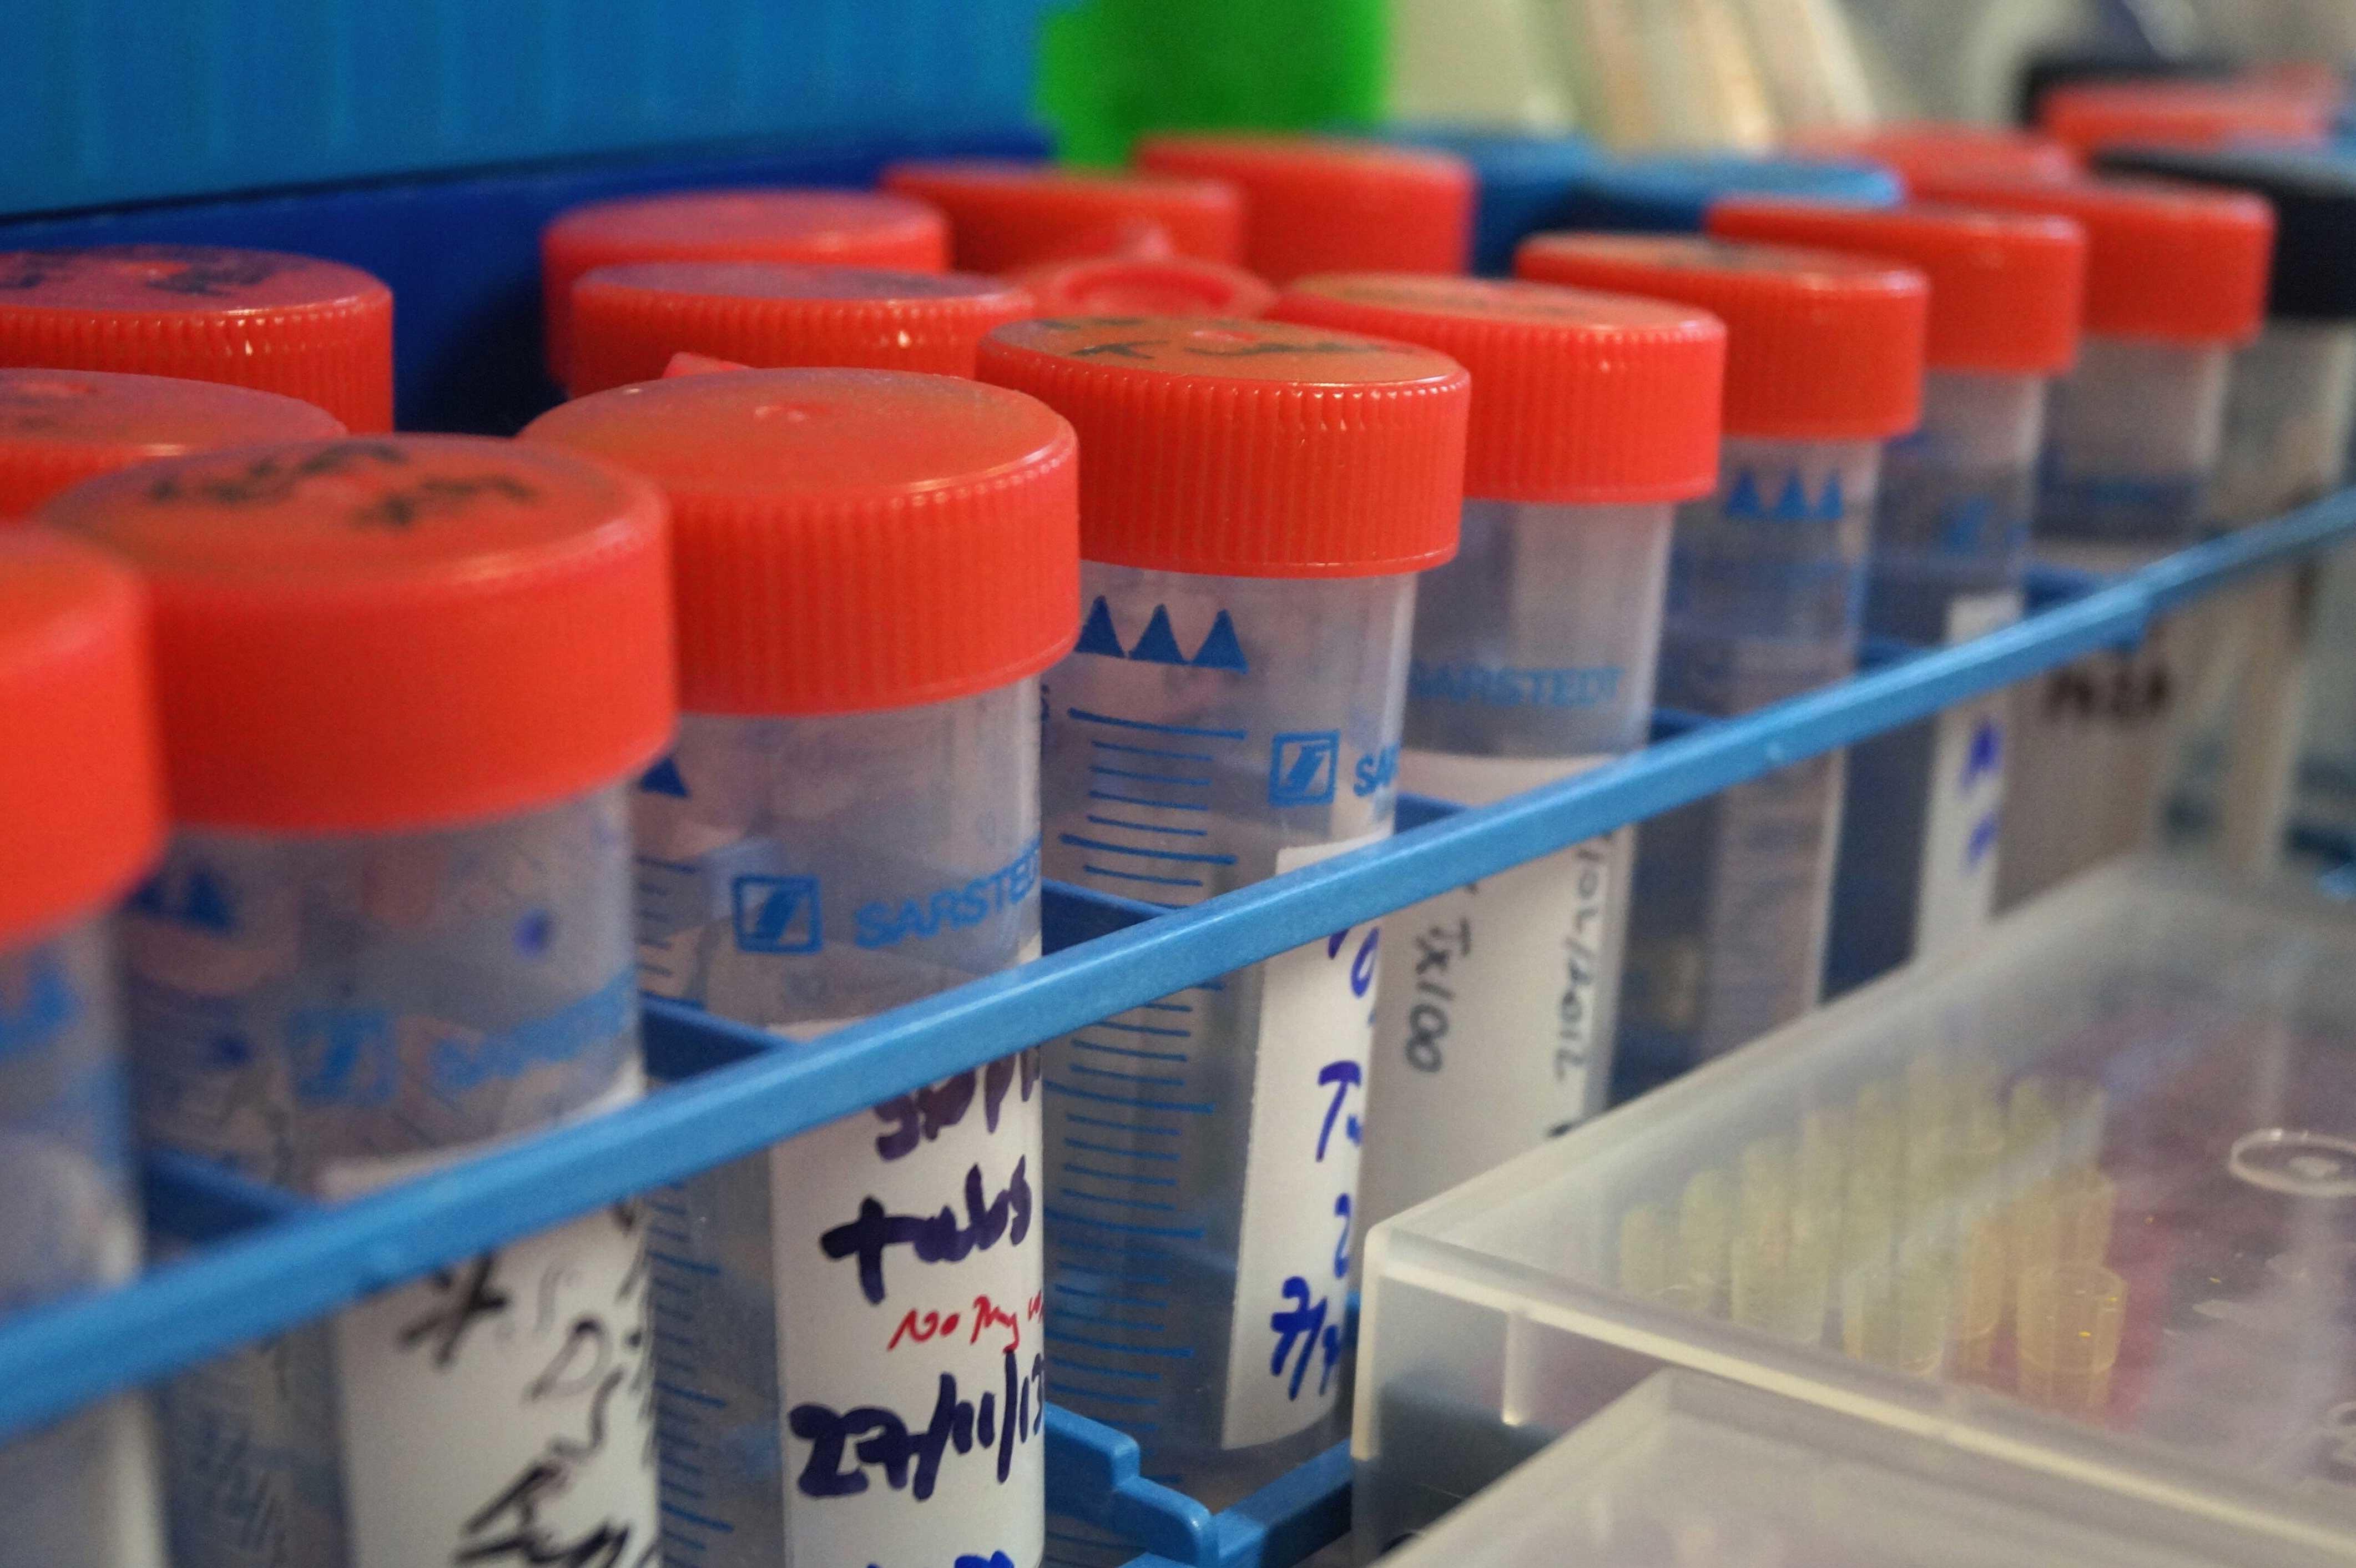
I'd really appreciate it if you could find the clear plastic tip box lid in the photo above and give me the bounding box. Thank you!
[1379,1368,2350,1566]
[1354,859,2356,1559]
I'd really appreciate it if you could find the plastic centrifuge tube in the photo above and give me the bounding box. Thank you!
[1372,128,1600,278]
[1787,122,2080,187]
[539,189,951,383]
[2016,1263,2127,1415]
[1517,234,1927,1073]
[2036,79,2330,163]
[0,243,392,431]
[0,534,169,1565]
[561,260,1037,393]
[0,366,342,522]
[2094,145,2356,876]
[881,159,1246,273]
[1707,200,2088,987]
[977,316,1469,1527]
[47,436,677,1568]
[1134,135,1476,284]
[1901,173,2273,909]
[524,366,1081,1568]
[1269,274,1726,1237]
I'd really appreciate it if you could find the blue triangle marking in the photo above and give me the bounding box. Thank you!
[1127,605,1188,665]
[1075,596,1126,658]
[1724,470,1763,519]
[1815,471,1845,521]
[183,868,236,934]
[1772,473,1810,522]
[1189,609,1248,672]
[640,756,690,798]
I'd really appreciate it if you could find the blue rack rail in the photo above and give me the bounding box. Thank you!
[2,478,2349,1565]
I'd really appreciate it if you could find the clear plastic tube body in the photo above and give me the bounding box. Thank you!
[1828,371,2044,992]
[0,917,167,1567]
[633,682,1046,1568]
[1035,563,1414,1545]
[1358,498,1671,1242]
[127,785,658,1568]
[1622,436,1880,1077]
[2001,334,2233,910]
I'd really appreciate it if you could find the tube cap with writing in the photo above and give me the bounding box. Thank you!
[0,246,393,433]
[977,316,1469,577]
[45,437,675,834]
[1788,122,2078,186]
[541,189,951,379]
[1272,274,1723,504]
[1134,135,1475,284]
[1707,201,2085,376]
[1898,172,2273,346]
[0,369,345,520]
[881,159,1245,271]
[2039,81,2328,159]
[567,263,1037,392]
[0,532,162,949]
[523,370,1077,716]
[2092,144,2356,321]
[1516,235,1926,441]
[1010,256,1277,319]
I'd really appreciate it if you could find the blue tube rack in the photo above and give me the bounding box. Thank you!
[0,482,2340,1565]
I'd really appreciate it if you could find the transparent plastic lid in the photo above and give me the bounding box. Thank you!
[1380,1369,2347,1567]
[1357,859,2356,1555]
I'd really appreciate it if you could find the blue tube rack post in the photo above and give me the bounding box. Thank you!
[0,472,2344,1564]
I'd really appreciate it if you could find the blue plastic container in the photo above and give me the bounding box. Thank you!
[2,0,1060,218]
[1376,125,1598,273]
[1552,153,1901,234]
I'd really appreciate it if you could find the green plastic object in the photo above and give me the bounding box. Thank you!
[1038,0,1389,166]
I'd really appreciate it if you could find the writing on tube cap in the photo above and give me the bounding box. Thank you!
[0,369,345,520]
[541,189,950,377]
[1899,172,2273,346]
[881,159,1245,271]
[1517,234,1926,441]
[1134,134,1475,283]
[567,262,1037,392]
[45,437,675,835]
[1010,256,1277,319]
[0,532,163,949]
[1787,121,2079,186]
[523,370,1077,717]
[1707,200,2086,376]
[2039,80,2329,159]
[2092,144,2356,322]
[1272,274,1724,504]
[0,245,394,433]
[977,316,1470,578]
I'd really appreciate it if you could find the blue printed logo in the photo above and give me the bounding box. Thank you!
[1267,732,1339,806]
[733,875,822,954]
[287,1008,398,1107]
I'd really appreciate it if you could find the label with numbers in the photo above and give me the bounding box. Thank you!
[1915,591,2019,954]
[1359,752,1625,1243]
[322,1073,659,1568]
[1220,834,1384,1450]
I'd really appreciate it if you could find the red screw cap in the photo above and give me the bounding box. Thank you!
[977,316,1470,578]
[567,262,1037,392]
[0,369,345,521]
[2040,81,2330,159]
[1788,121,2080,186]
[1899,172,2274,347]
[1009,256,1278,319]
[524,369,1078,717]
[1273,274,1724,505]
[0,532,163,950]
[541,189,951,380]
[1517,234,1927,442]
[1134,134,1475,284]
[881,159,1245,271]
[46,437,676,835]
[0,245,393,433]
[1517,232,1922,441]
[1708,200,2086,376]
